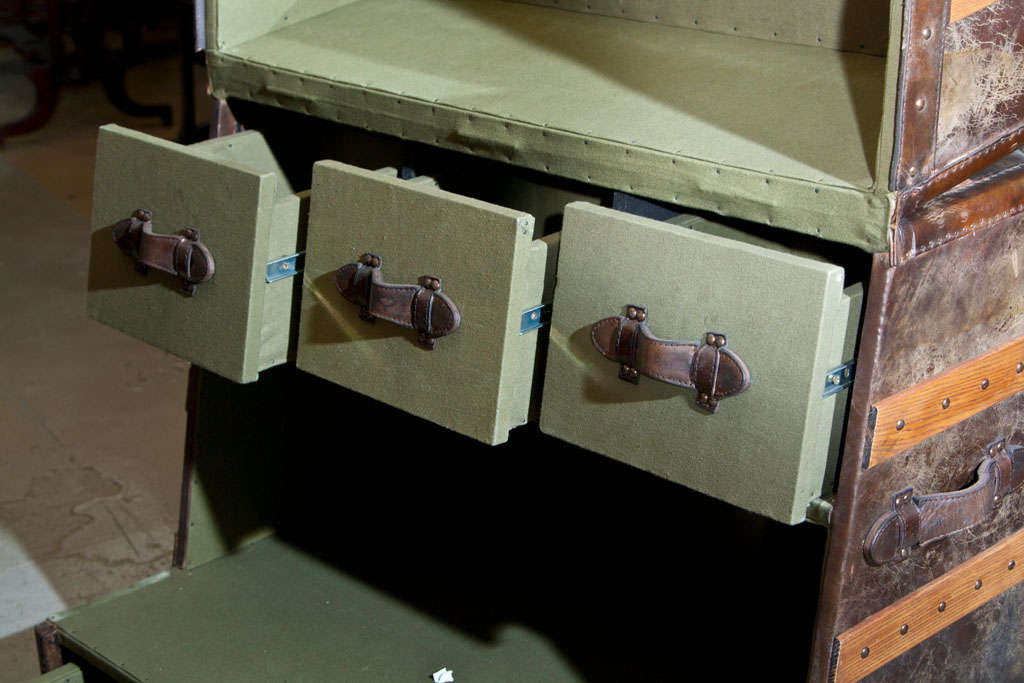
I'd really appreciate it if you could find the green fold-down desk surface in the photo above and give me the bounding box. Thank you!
[52,537,582,682]
[205,0,898,252]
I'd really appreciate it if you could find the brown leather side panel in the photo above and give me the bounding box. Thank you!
[894,150,1024,261]
[810,212,1024,681]
[935,0,1024,169]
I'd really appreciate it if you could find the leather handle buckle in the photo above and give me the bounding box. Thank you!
[863,437,1024,566]
[591,305,751,413]
[335,253,461,350]
[110,208,215,296]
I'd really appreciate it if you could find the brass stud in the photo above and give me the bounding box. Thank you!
[706,333,716,345]
[942,397,950,409]
[1017,362,1023,374]
[636,309,646,322]
[974,579,983,590]
[981,378,990,390]
[860,647,870,659]
[900,624,909,635]
[994,495,1001,503]
[914,97,926,111]
[1009,560,1016,570]
[626,306,637,318]
[715,335,726,347]
[938,601,947,612]
[922,26,933,39]
[896,419,906,431]
[699,393,709,402]
[900,548,909,559]
[908,166,919,177]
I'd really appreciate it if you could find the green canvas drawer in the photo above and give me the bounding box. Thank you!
[296,161,555,445]
[87,125,307,383]
[539,203,862,524]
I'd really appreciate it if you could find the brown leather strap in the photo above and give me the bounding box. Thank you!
[111,209,215,296]
[335,253,461,349]
[590,305,751,413]
[864,439,1024,566]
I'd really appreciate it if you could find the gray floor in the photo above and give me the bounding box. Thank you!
[0,57,201,681]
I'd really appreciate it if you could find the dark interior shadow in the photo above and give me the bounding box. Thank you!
[188,365,828,681]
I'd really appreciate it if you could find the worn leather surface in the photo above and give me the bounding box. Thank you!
[111,209,215,290]
[335,253,460,349]
[934,1,1024,169]
[892,0,947,191]
[590,305,750,413]
[864,439,1024,566]
[810,212,1024,682]
[895,151,1024,261]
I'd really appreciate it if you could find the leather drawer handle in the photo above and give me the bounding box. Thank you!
[111,209,215,296]
[864,437,1024,566]
[591,305,751,413]
[335,253,461,350]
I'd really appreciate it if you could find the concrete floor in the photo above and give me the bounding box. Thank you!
[0,56,207,680]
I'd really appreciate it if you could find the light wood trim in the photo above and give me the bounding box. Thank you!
[949,0,999,23]
[831,527,1024,682]
[867,335,1024,468]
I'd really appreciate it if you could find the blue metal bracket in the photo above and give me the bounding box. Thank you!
[266,252,304,283]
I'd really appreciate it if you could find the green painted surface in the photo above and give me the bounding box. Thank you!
[205,0,898,251]
[297,161,548,444]
[539,203,850,524]
[25,664,84,683]
[55,537,582,682]
[86,126,304,383]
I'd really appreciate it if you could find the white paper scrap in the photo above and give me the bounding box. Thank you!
[432,667,455,682]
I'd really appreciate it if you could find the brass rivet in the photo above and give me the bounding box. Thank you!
[706,333,716,345]
[896,419,906,431]
[908,166,919,177]
[636,309,646,322]
[974,579,983,590]
[1017,362,1023,374]
[981,378,990,390]
[699,393,708,401]
[626,306,637,318]
[922,26,933,39]
[900,624,909,635]
[861,647,870,659]
[900,548,909,559]
[942,398,950,409]
[914,97,926,111]
[994,495,1001,503]
[938,601,947,612]
[1009,560,1016,570]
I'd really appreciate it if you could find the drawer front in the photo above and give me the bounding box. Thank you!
[87,125,304,383]
[296,161,550,445]
[540,203,853,524]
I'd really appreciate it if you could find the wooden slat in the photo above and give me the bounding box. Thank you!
[867,334,1024,468]
[949,0,1000,23]
[831,527,1024,682]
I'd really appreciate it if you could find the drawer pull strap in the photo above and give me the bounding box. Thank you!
[864,437,1024,566]
[335,253,461,350]
[590,305,750,413]
[111,209,215,296]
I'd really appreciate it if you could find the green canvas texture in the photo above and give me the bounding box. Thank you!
[539,203,850,524]
[54,537,583,681]
[86,126,303,383]
[296,161,550,445]
[205,0,900,252]
[25,664,84,683]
